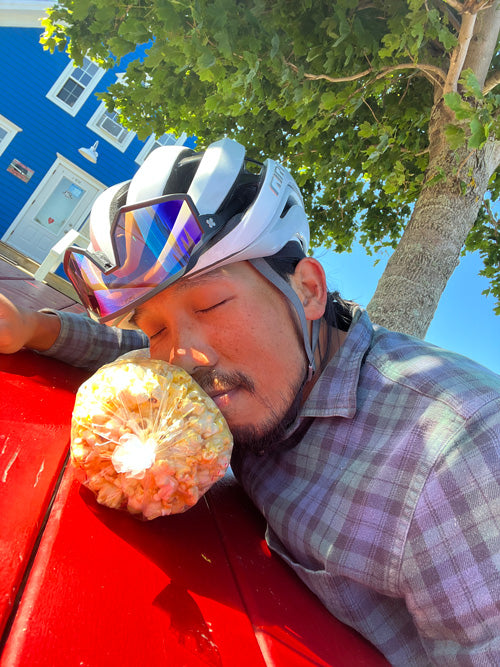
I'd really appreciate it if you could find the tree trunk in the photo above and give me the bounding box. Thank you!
[367,101,500,338]
[367,1,500,338]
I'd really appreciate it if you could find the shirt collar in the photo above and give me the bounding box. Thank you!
[299,307,374,419]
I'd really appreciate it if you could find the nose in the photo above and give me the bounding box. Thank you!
[167,324,217,375]
[169,345,215,374]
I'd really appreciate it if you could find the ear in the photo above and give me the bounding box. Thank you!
[289,257,327,321]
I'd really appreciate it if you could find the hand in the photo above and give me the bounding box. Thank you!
[0,293,60,353]
[0,293,34,353]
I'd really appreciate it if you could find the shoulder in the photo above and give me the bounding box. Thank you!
[363,321,500,422]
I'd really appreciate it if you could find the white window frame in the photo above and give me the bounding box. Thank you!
[0,114,21,155]
[87,101,135,152]
[135,132,187,165]
[46,57,105,116]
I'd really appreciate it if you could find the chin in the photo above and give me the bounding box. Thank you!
[231,383,306,455]
[232,409,300,455]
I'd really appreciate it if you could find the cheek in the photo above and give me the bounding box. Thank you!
[226,299,302,373]
[148,338,171,362]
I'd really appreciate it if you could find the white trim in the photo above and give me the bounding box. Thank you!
[0,114,22,155]
[55,152,107,189]
[46,57,105,116]
[87,101,135,152]
[135,132,187,165]
[136,135,163,165]
[2,154,106,247]
[4,154,106,239]
[0,1,49,27]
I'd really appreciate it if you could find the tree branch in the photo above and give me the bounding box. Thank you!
[437,0,462,32]
[443,10,477,94]
[362,97,381,123]
[285,62,373,82]
[462,0,500,88]
[442,0,466,12]
[443,0,495,12]
[484,196,499,228]
[483,69,500,93]
[286,62,447,88]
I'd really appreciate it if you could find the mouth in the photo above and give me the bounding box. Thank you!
[208,387,239,410]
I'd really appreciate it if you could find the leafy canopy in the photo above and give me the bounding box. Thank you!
[41,0,500,307]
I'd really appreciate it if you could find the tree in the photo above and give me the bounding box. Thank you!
[41,0,500,337]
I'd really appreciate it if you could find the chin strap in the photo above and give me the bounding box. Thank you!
[307,318,321,381]
[249,258,321,380]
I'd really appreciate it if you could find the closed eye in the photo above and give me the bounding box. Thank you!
[197,299,230,314]
[149,327,167,340]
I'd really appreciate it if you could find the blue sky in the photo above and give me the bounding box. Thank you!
[314,243,500,375]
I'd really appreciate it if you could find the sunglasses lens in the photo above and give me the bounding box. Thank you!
[65,198,204,320]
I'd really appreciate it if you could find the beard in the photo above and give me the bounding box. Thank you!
[231,384,306,454]
[192,362,308,456]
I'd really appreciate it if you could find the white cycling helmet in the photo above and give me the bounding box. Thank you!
[64,137,320,374]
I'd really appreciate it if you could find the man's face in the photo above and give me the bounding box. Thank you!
[132,261,308,452]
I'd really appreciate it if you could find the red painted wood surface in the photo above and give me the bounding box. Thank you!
[0,307,388,665]
[0,351,88,636]
[1,463,270,667]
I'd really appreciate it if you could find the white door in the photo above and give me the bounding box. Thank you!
[3,156,105,263]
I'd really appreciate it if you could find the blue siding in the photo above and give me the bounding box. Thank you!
[0,27,190,242]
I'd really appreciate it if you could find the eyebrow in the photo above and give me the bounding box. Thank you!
[171,266,227,293]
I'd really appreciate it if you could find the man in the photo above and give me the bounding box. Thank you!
[1,138,500,665]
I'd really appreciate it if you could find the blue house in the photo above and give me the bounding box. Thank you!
[0,0,194,276]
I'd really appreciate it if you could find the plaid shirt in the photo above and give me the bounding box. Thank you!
[44,308,500,665]
[232,308,500,665]
[40,310,148,370]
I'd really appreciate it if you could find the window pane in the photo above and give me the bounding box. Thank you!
[33,176,86,234]
[56,79,85,107]
[99,110,126,141]
[0,127,7,143]
[158,133,176,146]
[72,58,100,85]
[77,71,93,87]
[85,60,99,77]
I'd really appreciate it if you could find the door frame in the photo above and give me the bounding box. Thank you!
[3,153,106,244]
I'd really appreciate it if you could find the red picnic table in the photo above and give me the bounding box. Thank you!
[0,261,388,666]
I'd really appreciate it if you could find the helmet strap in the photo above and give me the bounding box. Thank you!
[249,258,320,378]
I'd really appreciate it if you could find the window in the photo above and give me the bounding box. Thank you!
[0,115,21,155]
[47,57,105,116]
[135,132,188,165]
[87,102,135,151]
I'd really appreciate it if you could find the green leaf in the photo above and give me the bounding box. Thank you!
[444,124,466,150]
[444,92,475,120]
[320,91,338,111]
[468,116,487,149]
[460,69,483,100]
[108,37,135,59]
[358,121,374,138]
[197,50,216,70]
[444,91,463,112]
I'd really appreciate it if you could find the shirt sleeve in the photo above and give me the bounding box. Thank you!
[400,397,500,664]
[37,310,149,370]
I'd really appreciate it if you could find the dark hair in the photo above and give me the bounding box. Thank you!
[264,242,356,372]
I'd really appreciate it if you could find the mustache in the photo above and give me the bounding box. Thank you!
[191,368,255,396]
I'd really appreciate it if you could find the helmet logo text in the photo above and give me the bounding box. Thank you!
[270,164,286,196]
